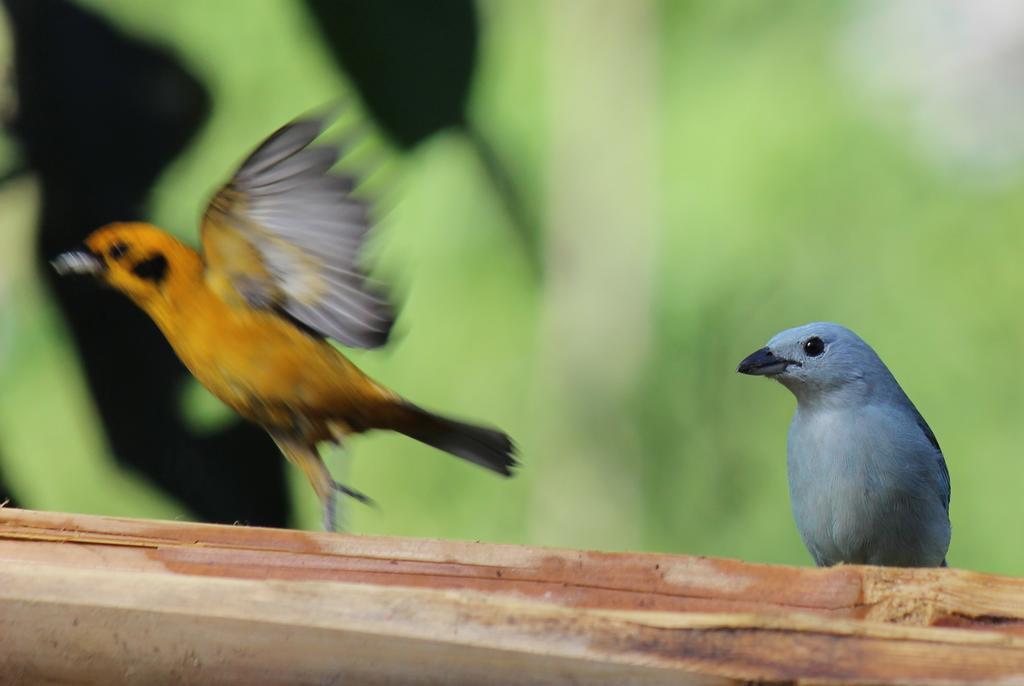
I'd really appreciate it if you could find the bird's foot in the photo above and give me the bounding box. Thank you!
[321,481,376,532]
[331,480,376,508]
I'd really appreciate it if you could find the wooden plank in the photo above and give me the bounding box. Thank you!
[1,508,1021,626]
[1,508,1024,684]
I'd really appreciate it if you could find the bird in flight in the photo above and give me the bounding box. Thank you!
[53,110,517,531]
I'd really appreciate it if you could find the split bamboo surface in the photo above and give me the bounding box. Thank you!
[1,507,1023,684]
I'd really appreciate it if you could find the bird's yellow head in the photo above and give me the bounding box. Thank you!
[53,222,203,308]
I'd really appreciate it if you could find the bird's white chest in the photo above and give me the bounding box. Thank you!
[786,407,887,561]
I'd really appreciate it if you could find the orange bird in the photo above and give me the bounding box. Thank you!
[53,111,517,531]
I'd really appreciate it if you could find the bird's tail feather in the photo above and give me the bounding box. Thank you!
[384,402,517,476]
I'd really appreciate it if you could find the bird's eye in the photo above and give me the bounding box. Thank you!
[803,337,825,357]
[108,242,130,260]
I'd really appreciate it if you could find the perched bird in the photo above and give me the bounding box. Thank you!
[737,322,950,567]
[52,111,517,531]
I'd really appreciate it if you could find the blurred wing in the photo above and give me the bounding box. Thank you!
[201,111,393,348]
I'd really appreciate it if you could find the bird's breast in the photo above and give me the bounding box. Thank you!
[151,294,377,430]
[788,414,876,559]
[786,404,949,566]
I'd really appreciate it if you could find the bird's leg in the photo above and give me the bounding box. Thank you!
[272,433,351,533]
[323,440,377,531]
[324,421,377,511]
[322,488,338,533]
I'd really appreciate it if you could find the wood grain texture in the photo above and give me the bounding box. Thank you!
[1,507,1023,684]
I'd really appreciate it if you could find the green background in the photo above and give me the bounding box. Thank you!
[0,1,1018,574]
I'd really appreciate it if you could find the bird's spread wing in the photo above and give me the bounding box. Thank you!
[201,110,393,348]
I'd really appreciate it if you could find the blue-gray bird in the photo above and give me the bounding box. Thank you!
[737,322,950,567]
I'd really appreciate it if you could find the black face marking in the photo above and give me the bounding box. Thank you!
[803,336,825,357]
[131,253,169,284]
[108,241,130,260]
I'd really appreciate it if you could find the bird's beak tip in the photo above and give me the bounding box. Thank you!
[51,250,104,277]
[737,346,792,377]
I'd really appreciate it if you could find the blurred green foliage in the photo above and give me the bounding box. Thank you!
[1,0,1022,575]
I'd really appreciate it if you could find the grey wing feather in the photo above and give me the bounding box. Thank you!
[913,412,951,513]
[235,118,329,183]
[220,111,394,348]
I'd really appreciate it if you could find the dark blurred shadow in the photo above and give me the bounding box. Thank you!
[305,0,475,148]
[2,0,290,526]
[304,0,541,275]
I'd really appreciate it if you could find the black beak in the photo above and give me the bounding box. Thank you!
[51,250,105,277]
[737,347,797,376]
